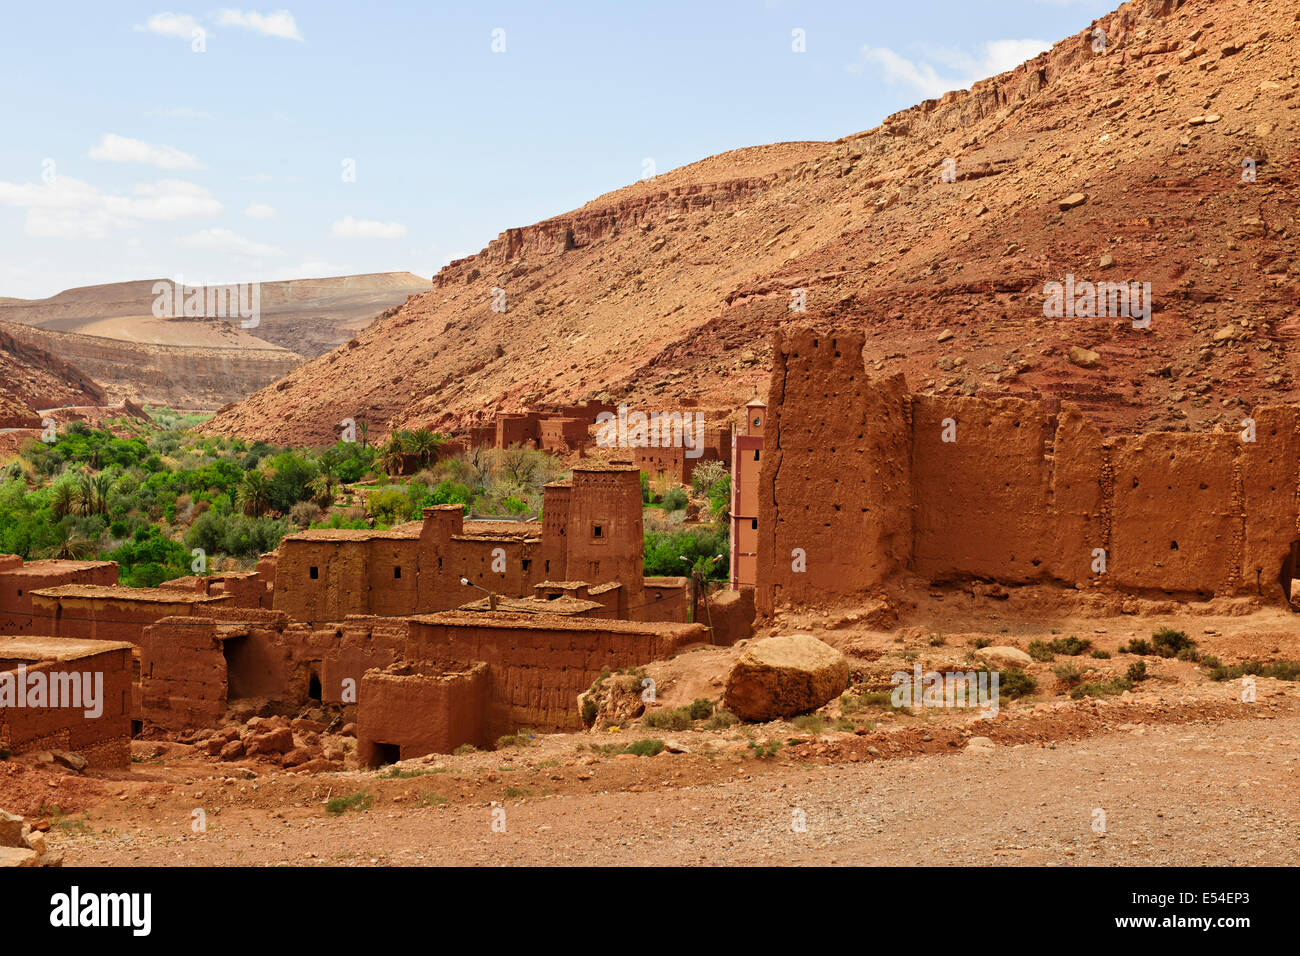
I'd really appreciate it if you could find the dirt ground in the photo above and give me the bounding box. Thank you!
[13,585,1300,867]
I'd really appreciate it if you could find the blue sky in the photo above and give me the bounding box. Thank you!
[0,0,1114,299]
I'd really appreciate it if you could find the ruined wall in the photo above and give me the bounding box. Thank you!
[539,417,589,453]
[757,328,912,613]
[757,326,1300,606]
[405,613,706,739]
[0,644,133,768]
[703,587,755,646]
[0,559,118,633]
[357,660,489,761]
[31,589,229,646]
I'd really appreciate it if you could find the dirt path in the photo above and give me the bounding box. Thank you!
[59,711,1300,866]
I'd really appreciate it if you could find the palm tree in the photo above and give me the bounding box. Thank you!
[75,471,96,517]
[92,472,113,515]
[237,470,271,518]
[357,417,370,450]
[407,429,447,468]
[308,461,339,508]
[378,432,409,476]
[50,481,76,520]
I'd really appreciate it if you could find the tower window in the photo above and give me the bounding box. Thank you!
[394,566,402,579]
[753,450,761,461]
[309,566,319,580]
[592,524,603,538]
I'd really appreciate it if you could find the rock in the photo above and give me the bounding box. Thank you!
[23,829,47,856]
[0,846,38,867]
[50,750,87,773]
[280,747,314,768]
[290,718,328,735]
[1188,114,1221,126]
[974,646,1033,669]
[288,758,342,774]
[663,739,692,754]
[0,810,25,847]
[1099,253,1115,269]
[937,329,954,342]
[244,728,294,757]
[1058,192,1088,210]
[1212,325,1237,343]
[1068,346,1101,368]
[219,740,245,761]
[966,736,996,752]
[723,635,849,722]
[340,723,358,738]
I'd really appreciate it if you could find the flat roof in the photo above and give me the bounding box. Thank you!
[644,576,689,588]
[0,635,135,662]
[458,595,604,615]
[29,584,228,604]
[409,610,699,636]
[1,560,116,578]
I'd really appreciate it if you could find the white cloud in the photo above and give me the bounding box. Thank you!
[176,228,283,257]
[847,38,1051,99]
[216,9,304,41]
[134,12,202,39]
[0,176,221,239]
[330,216,407,239]
[244,202,277,220]
[89,133,204,170]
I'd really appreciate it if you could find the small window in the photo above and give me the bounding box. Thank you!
[522,559,532,572]
[309,566,319,580]
[592,524,603,538]
[751,518,758,530]
[753,416,762,428]
[753,450,761,461]
[394,566,402,579]
[16,589,21,597]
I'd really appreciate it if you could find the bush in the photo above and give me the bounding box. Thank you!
[1126,660,1148,682]
[325,791,373,815]
[289,501,320,527]
[1053,662,1085,688]
[1152,627,1195,658]
[662,487,688,512]
[997,668,1037,700]
[625,738,665,757]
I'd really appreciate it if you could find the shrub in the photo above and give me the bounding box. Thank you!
[997,668,1038,700]
[1152,627,1195,658]
[1126,660,1148,682]
[1207,659,1300,683]
[1120,638,1153,655]
[747,739,782,759]
[325,791,373,815]
[704,709,739,730]
[625,738,665,757]
[289,501,320,527]
[1090,649,1112,660]
[1053,662,1085,688]
[1027,640,1056,662]
[662,486,688,512]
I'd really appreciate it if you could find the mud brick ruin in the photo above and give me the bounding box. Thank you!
[0,636,133,768]
[0,460,721,765]
[757,327,1300,613]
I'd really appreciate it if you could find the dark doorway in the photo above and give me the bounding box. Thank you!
[1279,541,1300,607]
[373,742,400,766]
[307,665,322,702]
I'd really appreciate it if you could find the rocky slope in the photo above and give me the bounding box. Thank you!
[202,0,1299,445]
[0,326,105,422]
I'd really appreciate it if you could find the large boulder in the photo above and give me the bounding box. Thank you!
[974,646,1033,669]
[723,636,849,722]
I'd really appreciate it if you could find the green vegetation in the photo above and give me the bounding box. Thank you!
[624,738,666,757]
[643,525,728,579]
[325,791,373,815]
[643,698,716,730]
[495,729,537,749]
[1028,636,1093,661]
[996,668,1038,700]
[1207,659,1300,682]
[1121,628,1197,659]
[747,739,782,759]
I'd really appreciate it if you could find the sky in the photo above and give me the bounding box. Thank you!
[0,0,1116,299]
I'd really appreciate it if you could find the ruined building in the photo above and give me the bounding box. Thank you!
[729,398,765,589]
[757,327,1300,613]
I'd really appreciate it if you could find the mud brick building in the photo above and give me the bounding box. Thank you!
[729,398,765,589]
[0,636,134,768]
[138,603,705,758]
[757,327,1300,612]
[632,424,732,487]
[0,557,118,632]
[28,584,231,646]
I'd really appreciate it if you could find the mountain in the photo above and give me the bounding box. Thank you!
[191,0,1296,444]
[0,325,105,425]
[0,272,430,359]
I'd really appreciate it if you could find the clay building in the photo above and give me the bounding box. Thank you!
[729,398,765,589]
[28,584,231,646]
[0,556,119,633]
[137,603,706,759]
[757,327,1300,612]
[632,424,732,487]
[0,635,134,768]
[464,400,614,454]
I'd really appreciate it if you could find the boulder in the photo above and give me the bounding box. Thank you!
[1068,346,1101,368]
[50,750,87,773]
[0,810,25,848]
[723,635,849,722]
[974,645,1033,669]
[219,740,245,761]
[244,728,294,757]
[0,847,38,868]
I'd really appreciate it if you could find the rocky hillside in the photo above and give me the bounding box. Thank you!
[203,0,1298,445]
[0,325,105,422]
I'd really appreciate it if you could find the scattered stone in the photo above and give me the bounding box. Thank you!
[974,646,1034,669]
[723,635,849,722]
[1099,252,1115,269]
[1068,345,1101,369]
[1058,192,1088,210]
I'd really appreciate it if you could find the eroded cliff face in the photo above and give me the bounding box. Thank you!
[2,322,302,410]
[0,324,105,414]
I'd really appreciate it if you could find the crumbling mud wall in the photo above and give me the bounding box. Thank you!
[405,613,707,739]
[0,558,119,632]
[757,326,1300,610]
[357,660,488,762]
[758,328,912,610]
[0,639,133,768]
